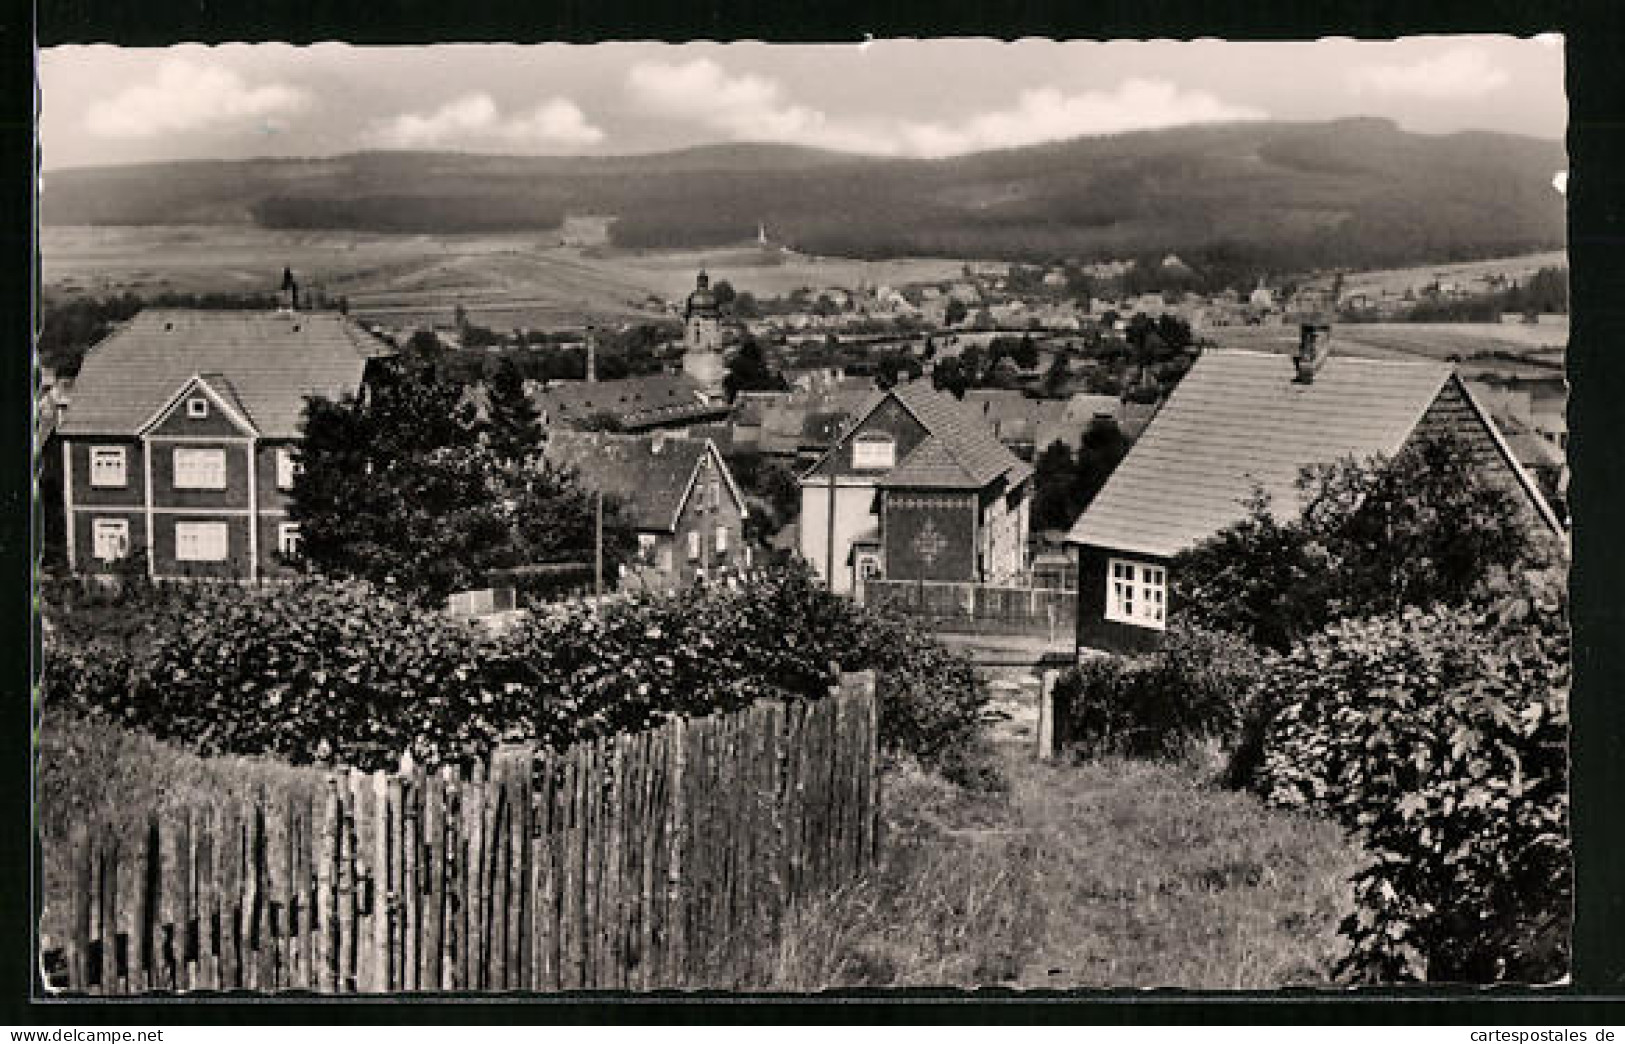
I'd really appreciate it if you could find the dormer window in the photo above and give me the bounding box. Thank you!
[187,397,210,419]
[852,432,896,470]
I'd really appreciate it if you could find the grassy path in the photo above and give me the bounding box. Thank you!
[765,731,1365,990]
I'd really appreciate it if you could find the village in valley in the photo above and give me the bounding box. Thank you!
[33,37,1572,996]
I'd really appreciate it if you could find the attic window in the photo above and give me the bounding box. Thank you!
[852,432,896,470]
[187,396,210,419]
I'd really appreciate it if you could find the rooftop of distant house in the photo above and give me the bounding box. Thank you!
[529,373,731,431]
[542,430,741,533]
[59,309,386,439]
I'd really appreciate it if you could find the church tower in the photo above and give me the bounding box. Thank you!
[682,269,727,400]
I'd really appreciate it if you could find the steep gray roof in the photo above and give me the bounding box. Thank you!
[60,310,381,440]
[1066,349,1455,558]
[543,430,742,533]
[816,381,1032,491]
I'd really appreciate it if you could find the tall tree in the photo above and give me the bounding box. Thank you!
[482,358,542,460]
[723,336,785,401]
[290,359,626,605]
[1032,441,1081,532]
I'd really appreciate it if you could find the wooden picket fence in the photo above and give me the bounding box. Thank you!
[43,674,882,994]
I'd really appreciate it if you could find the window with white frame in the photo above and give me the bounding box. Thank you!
[687,530,701,561]
[175,521,229,562]
[89,446,127,488]
[852,432,896,470]
[277,522,301,557]
[173,447,227,490]
[187,396,210,419]
[715,526,729,553]
[637,532,659,564]
[92,518,129,561]
[1105,558,1166,629]
[275,448,297,491]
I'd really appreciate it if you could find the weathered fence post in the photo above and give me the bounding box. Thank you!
[1037,669,1059,762]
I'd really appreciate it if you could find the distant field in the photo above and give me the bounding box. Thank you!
[1328,250,1568,299]
[42,225,975,331]
[1202,321,1567,382]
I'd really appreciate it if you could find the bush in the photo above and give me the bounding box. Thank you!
[1253,590,1570,983]
[1173,431,1541,653]
[42,563,995,783]
[1052,625,1261,759]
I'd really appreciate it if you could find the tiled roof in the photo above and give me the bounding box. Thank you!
[531,374,730,431]
[543,430,743,533]
[60,310,381,439]
[826,381,1033,491]
[1066,349,1453,558]
[543,431,706,532]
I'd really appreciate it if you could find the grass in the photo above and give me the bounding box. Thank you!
[34,706,1365,991]
[760,744,1365,990]
[35,706,330,951]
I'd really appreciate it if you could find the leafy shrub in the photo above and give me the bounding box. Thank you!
[1173,431,1542,653]
[1253,589,1570,983]
[42,563,994,783]
[1052,625,1261,759]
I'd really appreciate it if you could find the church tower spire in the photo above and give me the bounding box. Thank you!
[682,269,726,400]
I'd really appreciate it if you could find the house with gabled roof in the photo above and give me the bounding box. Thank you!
[799,381,1034,596]
[543,430,748,591]
[528,372,732,434]
[57,310,386,581]
[1064,329,1567,654]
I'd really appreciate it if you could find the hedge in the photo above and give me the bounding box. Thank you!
[42,564,994,782]
[1051,625,1262,759]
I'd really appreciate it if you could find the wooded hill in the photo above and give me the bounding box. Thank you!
[42,118,1565,271]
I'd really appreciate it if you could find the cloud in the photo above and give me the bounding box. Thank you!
[1348,48,1510,100]
[366,93,604,150]
[625,59,1265,158]
[85,58,310,138]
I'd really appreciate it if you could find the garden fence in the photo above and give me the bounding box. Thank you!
[42,673,881,995]
[862,578,1077,639]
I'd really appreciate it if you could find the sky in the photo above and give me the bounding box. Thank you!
[36,36,1566,171]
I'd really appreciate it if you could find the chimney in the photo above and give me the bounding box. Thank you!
[585,325,598,384]
[1294,322,1333,383]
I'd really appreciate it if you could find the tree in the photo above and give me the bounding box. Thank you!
[1042,352,1071,397]
[1074,416,1130,511]
[712,279,738,310]
[290,359,627,605]
[1032,441,1081,532]
[876,352,922,390]
[482,358,542,460]
[723,336,786,401]
[1173,430,1540,652]
[931,356,970,399]
[944,298,968,328]
[1011,334,1040,370]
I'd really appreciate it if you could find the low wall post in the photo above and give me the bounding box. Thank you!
[1037,668,1058,762]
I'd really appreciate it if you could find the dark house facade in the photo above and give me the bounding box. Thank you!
[799,381,1033,596]
[58,310,381,581]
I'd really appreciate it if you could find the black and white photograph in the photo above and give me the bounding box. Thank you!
[30,31,1577,999]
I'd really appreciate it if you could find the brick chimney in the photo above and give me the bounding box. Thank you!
[1294,322,1333,383]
